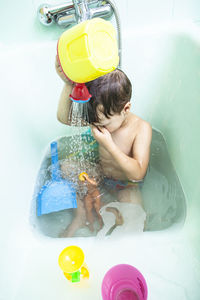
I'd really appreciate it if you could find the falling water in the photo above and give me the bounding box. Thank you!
[61,100,104,201]
[66,101,99,180]
[68,101,89,127]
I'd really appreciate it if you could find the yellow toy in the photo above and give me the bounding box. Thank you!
[57,17,119,102]
[58,246,89,283]
[79,172,88,181]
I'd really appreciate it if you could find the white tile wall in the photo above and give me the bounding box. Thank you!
[173,0,200,21]
[0,0,200,43]
[122,0,175,29]
[115,0,200,32]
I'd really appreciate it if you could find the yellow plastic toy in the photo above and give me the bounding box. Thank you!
[57,17,119,102]
[58,246,89,283]
[57,17,119,83]
[78,172,88,181]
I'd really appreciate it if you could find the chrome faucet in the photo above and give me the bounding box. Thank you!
[38,0,113,27]
[73,0,90,22]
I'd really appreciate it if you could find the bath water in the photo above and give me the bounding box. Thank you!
[31,129,186,238]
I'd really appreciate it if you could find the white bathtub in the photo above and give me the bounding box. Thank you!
[1,22,200,300]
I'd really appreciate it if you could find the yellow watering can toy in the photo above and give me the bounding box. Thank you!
[57,17,119,103]
[58,246,89,283]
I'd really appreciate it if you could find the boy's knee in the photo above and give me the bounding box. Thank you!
[117,187,142,205]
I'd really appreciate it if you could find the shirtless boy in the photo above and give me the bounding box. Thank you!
[55,56,152,236]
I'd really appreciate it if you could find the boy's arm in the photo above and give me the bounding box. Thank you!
[57,82,73,125]
[109,122,152,181]
[130,122,152,180]
[91,122,152,181]
[55,55,73,125]
[55,55,88,126]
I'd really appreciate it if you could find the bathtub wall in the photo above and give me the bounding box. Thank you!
[122,29,200,259]
[1,0,200,44]
[145,33,200,259]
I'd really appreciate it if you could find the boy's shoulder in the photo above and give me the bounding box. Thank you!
[129,112,152,133]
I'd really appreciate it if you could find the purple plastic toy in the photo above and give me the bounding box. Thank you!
[101,264,148,300]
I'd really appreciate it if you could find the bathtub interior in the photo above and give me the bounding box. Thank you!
[32,129,186,238]
[1,24,200,299]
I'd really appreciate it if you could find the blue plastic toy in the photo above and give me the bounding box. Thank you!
[37,141,77,216]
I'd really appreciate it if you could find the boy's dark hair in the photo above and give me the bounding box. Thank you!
[85,68,132,124]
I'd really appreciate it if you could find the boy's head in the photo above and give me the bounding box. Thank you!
[85,69,132,132]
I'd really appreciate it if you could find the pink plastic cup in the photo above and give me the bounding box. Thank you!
[101,264,148,300]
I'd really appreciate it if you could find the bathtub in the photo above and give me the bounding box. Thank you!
[1,22,200,300]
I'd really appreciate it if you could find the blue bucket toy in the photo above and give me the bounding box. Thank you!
[37,141,77,216]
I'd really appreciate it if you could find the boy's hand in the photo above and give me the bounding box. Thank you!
[55,55,73,85]
[91,125,114,150]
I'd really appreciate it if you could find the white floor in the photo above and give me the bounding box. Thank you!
[1,218,200,300]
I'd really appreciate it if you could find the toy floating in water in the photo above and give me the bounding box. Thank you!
[37,141,77,216]
[78,172,88,181]
[58,246,89,283]
[57,17,119,102]
[101,264,148,300]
